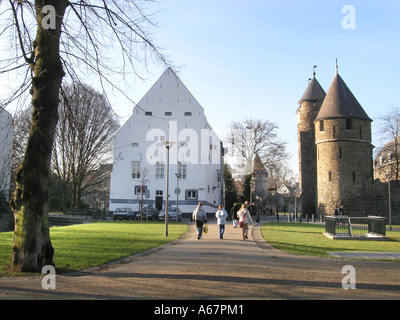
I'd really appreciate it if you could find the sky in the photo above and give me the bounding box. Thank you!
[108,0,400,176]
[2,0,400,177]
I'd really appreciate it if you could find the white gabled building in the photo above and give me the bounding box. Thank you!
[109,68,223,215]
[0,109,13,199]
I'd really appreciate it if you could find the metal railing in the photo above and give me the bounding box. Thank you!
[325,215,386,238]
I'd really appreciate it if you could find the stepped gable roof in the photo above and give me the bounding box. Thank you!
[299,76,326,103]
[315,73,372,121]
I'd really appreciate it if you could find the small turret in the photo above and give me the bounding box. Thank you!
[296,69,326,218]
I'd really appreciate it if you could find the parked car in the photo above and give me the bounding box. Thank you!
[159,207,182,221]
[135,206,160,221]
[113,208,134,220]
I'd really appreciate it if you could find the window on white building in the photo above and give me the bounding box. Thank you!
[178,162,187,179]
[132,161,141,179]
[155,161,165,179]
[185,189,198,200]
[135,185,147,195]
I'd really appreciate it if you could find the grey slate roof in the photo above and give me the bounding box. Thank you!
[315,73,372,121]
[299,76,326,103]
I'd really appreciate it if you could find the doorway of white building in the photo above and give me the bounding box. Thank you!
[155,190,163,211]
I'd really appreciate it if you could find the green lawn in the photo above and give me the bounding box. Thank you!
[261,222,400,260]
[0,221,188,276]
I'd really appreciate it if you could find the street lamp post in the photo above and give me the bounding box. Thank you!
[163,141,175,237]
[217,169,222,205]
[294,188,302,223]
[175,173,181,222]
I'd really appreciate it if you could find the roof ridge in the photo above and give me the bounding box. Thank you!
[299,76,326,103]
[315,73,372,121]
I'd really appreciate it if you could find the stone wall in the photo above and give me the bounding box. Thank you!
[366,180,400,225]
[315,118,374,217]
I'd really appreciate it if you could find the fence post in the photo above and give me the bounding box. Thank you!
[347,217,352,237]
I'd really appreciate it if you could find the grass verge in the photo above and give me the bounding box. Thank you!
[261,222,400,260]
[0,221,188,277]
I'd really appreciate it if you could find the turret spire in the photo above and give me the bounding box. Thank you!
[335,58,339,75]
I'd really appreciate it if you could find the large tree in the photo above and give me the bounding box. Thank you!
[226,118,290,178]
[54,83,120,209]
[12,83,120,210]
[1,0,168,272]
[223,163,238,213]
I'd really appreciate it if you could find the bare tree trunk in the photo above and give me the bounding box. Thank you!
[4,0,167,272]
[9,1,68,272]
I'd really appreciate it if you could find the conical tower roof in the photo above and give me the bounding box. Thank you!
[299,76,326,103]
[315,73,372,121]
[253,153,268,177]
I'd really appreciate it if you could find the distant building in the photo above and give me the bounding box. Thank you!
[109,68,223,214]
[277,183,300,213]
[0,109,13,199]
[374,137,400,183]
[277,184,295,196]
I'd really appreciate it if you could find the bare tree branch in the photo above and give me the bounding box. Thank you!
[226,118,290,178]
[1,0,170,272]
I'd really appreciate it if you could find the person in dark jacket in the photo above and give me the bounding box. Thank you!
[192,202,207,239]
[230,203,240,228]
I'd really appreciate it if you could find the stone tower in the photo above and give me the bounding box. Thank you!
[315,71,374,217]
[296,73,326,217]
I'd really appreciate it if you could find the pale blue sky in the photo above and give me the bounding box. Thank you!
[2,1,399,176]
[114,0,400,175]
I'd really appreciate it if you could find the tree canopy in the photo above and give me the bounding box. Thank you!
[1,0,169,272]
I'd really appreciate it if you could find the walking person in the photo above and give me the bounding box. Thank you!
[215,205,228,239]
[192,202,207,240]
[230,203,240,228]
[238,204,253,240]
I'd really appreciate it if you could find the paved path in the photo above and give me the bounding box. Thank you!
[1,218,400,300]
